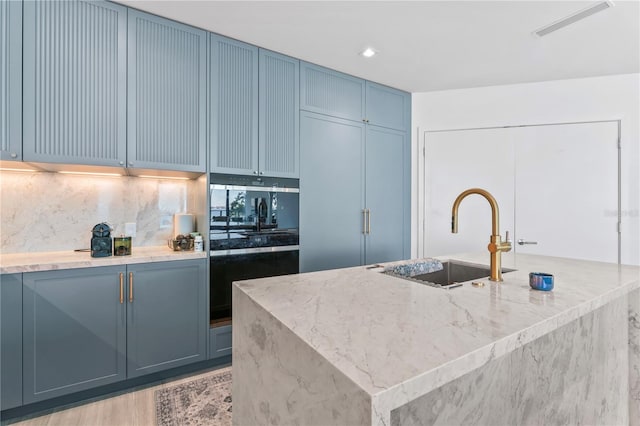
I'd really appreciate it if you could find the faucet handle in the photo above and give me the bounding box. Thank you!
[505,231,511,243]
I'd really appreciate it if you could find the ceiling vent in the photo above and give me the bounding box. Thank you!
[533,1,614,37]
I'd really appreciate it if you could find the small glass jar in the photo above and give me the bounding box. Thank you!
[194,235,203,252]
[113,236,132,256]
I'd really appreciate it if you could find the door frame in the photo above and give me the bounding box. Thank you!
[417,119,621,264]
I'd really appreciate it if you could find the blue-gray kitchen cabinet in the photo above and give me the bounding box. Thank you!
[365,81,411,131]
[364,125,410,264]
[22,0,127,167]
[300,63,409,131]
[300,111,366,272]
[300,62,365,123]
[22,266,127,404]
[127,10,207,173]
[258,49,300,178]
[299,115,410,273]
[209,324,232,359]
[210,34,259,175]
[22,259,206,403]
[1,0,22,162]
[126,259,207,378]
[1,274,22,410]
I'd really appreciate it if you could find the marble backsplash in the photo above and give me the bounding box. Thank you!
[0,171,202,254]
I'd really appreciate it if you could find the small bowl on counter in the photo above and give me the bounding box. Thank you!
[529,272,554,291]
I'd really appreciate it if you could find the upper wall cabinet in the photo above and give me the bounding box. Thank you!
[210,35,259,175]
[22,0,127,167]
[210,38,299,178]
[1,0,22,162]
[127,11,207,173]
[365,81,410,131]
[258,49,300,178]
[300,62,365,122]
[300,63,410,131]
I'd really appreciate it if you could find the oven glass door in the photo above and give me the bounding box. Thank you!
[210,249,299,325]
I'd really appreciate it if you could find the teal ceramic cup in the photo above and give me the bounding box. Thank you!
[529,272,554,291]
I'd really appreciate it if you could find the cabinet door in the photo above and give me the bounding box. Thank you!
[259,49,300,178]
[1,0,21,162]
[365,82,410,131]
[300,62,365,122]
[300,112,365,272]
[127,11,207,173]
[1,274,22,409]
[23,267,126,404]
[23,0,127,167]
[210,34,259,175]
[365,126,410,264]
[126,259,206,378]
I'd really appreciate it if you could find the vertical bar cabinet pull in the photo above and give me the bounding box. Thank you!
[119,273,124,304]
[129,272,134,302]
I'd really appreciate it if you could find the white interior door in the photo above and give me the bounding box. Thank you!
[514,122,619,263]
[424,127,515,257]
[422,121,619,264]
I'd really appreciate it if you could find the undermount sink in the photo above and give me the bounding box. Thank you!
[386,260,516,289]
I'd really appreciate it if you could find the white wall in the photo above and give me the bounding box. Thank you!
[411,73,640,266]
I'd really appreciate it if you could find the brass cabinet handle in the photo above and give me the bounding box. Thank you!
[119,273,124,304]
[129,272,134,302]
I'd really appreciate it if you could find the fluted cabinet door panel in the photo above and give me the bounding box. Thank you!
[259,50,299,178]
[300,62,365,123]
[128,11,207,172]
[1,0,22,161]
[210,34,259,175]
[365,82,410,131]
[23,0,127,166]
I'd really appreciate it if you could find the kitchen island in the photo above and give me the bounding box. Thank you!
[232,253,640,425]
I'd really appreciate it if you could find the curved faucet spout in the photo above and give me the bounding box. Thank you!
[451,188,499,235]
[451,188,511,282]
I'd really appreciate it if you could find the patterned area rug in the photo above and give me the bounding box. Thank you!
[155,367,232,426]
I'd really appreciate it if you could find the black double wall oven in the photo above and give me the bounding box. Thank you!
[209,174,299,327]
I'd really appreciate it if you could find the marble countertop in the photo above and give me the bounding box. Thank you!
[0,246,207,274]
[234,252,640,412]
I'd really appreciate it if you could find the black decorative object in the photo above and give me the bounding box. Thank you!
[91,223,112,258]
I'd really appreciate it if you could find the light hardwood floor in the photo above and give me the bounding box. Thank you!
[5,365,231,426]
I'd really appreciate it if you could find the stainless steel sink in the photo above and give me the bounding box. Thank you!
[386,260,516,289]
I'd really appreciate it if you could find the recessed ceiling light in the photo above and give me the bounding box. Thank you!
[533,1,614,37]
[360,48,377,58]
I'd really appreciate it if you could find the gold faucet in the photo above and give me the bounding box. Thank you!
[451,188,512,282]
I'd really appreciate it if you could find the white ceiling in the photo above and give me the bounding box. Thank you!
[115,1,640,93]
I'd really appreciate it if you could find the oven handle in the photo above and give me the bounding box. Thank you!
[210,245,300,257]
[210,184,299,193]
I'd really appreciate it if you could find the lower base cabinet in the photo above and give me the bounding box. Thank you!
[1,274,23,410]
[22,259,206,404]
[126,261,207,378]
[209,325,232,359]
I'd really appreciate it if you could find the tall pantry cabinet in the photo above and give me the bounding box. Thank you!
[300,63,411,272]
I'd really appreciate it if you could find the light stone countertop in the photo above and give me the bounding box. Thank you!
[233,252,640,416]
[0,246,207,274]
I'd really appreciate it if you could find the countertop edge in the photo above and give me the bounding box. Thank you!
[0,247,207,274]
